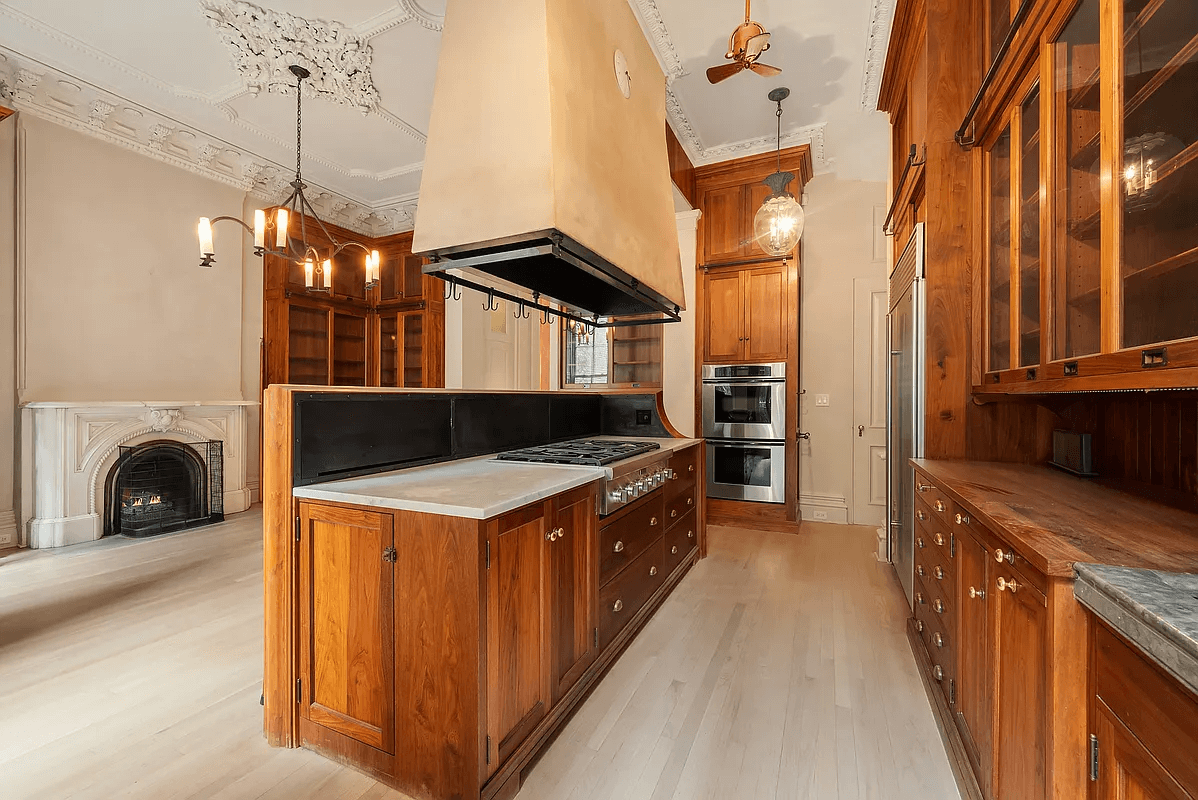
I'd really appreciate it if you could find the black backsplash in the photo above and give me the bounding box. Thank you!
[292,391,671,486]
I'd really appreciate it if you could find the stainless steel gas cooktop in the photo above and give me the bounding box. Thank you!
[494,439,660,466]
[496,439,670,515]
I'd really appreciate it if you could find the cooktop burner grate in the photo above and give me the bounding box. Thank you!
[495,439,660,466]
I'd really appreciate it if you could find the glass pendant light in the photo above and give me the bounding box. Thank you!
[753,87,805,256]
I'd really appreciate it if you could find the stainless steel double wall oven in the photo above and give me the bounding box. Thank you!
[701,363,786,504]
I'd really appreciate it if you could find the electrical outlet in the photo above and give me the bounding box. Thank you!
[815,394,830,407]
[812,510,829,521]
[635,410,651,425]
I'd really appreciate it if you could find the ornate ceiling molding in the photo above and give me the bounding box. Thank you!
[693,122,827,168]
[199,0,381,115]
[628,0,687,82]
[861,0,897,111]
[0,47,417,237]
[397,0,445,32]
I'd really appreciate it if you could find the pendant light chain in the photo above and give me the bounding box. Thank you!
[776,99,783,173]
[295,70,303,187]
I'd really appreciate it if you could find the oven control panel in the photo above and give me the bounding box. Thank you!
[602,462,674,515]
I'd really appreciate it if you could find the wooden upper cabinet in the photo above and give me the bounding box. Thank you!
[744,180,777,260]
[485,504,549,777]
[744,265,788,361]
[991,566,1048,800]
[297,503,395,754]
[702,185,748,264]
[547,485,599,702]
[703,271,744,362]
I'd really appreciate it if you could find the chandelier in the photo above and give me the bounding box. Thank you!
[752,87,805,256]
[196,65,380,293]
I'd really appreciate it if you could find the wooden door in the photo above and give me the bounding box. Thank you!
[485,503,549,777]
[955,530,992,788]
[745,179,776,260]
[704,271,744,362]
[703,185,747,264]
[1095,705,1193,800]
[992,567,1048,800]
[547,485,598,702]
[743,264,788,361]
[297,503,395,753]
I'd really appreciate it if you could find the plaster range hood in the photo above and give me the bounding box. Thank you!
[412,0,686,320]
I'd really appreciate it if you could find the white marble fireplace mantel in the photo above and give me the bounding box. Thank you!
[19,401,258,548]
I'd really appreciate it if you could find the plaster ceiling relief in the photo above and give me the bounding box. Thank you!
[200,0,382,114]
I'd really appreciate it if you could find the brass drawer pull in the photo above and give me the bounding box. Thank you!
[649,566,658,576]
[613,540,625,553]
[687,530,694,539]
[688,464,695,473]
[955,513,970,525]
[671,509,678,518]
[932,665,944,681]
[546,527,564,542]
[918,483,931,493]
[686,497,693,505]
[671,545,678,554]
[994,548,1015,564]
[916,537,926,549]
[933,598,945,613]
[997,576,1019,593]
[916,591,925,605]
[935,500,946,513]
[933,532,944,546]
[916,619,925,633]
[933,632,944,648]
[650,517,658,526]
[613,599,624,612]
[917,565,925,577]
[917,510,927,521]
[934,566,944,580]
[969,586,985,600]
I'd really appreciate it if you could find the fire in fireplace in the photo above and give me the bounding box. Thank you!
[103,440,224,537]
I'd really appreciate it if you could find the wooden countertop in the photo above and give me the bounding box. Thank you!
[911,460,1198,579]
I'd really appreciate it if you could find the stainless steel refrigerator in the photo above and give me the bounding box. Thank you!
[886,224,925,609]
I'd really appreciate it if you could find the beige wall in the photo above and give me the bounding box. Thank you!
[0,117,17,546]
[662,210,699,437]
[797,176,888,522]
[18,116,248,402]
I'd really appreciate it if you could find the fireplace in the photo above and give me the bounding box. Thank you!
[104,440,224,537]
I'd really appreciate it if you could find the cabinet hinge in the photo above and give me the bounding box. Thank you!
[295,516,301,542]
[950,533,956,558]
[295,678,302,704]
[485,735,492,765]
[1090,734,1099,781]
[486,540,491,570]
[593,627,599,648]
[382,545,398,564]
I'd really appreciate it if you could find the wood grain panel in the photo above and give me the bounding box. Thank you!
[703,270,743,362]
[548,484,599,702]
[992,564,1048,800]
[744,264,788,361]
[701,186,746,265]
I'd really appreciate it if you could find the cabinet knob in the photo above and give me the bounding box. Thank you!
[689,464,695,473]
[917,537,926,549]
[955,513,970,525]
[671,545,679,554]
[933,532,944,546]
[916,619,925,633]
[916,591,925,605]
[917,510,927,521]
[969,586,985,600]
[994,548,1014,564]
[671,509,678,518]
[649,565,658,576]
[933,632,944,648]
[934,566,944,581]
[917,565,925,577]
[613,540,625,553]
[687,497,693,506]
[935,500,946,513]
[546,527,564,542]
[613,599,624,612]
[933,598,945,614]
[687,530,694,538]
[918,483,931,493]
[932,665,944,681]
[997,576,1019,593]
[650,516,658,526]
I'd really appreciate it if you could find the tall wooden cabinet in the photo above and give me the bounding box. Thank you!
[264,226,445,391]
[702,262,789,363]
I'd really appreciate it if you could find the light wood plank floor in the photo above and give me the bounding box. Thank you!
[0,508,959,800]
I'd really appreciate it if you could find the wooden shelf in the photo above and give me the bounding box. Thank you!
[614,361,655,366]
[1125,31,1198,120]
[1069,71,1101,111]
[1069,209,1102,240]
[1154,139,1198,187]
[1123,245,1198,287]
[1022,128,1041,155]
[289,356,328,364]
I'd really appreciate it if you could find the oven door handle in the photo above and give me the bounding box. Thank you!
[703,380,786,387]
[708,439,787,448]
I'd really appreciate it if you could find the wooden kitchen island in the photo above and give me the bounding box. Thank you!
[261,386,705,800]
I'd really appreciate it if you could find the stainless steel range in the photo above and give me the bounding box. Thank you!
[495,439,674,516]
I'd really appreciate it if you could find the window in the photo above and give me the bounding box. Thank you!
[563,321,609,386]
[561,318,664,388]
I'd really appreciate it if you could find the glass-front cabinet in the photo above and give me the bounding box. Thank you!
[981,0,1198,391]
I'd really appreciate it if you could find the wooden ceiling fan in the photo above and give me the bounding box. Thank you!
[706,0,782,84]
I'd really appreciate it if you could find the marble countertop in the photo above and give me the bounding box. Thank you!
[1074,563,1198,697]
[292,437,702,520]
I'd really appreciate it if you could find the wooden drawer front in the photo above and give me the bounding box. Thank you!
[600,497,664,586]
[664,509,698,573]
[913,604,955,698]
[666,446,700,501]
[599,538,665,649]
[914,552,954,596]
[915,498,954,560]
[914,476,951,520]
[1095,623,1198,795]
[915,571,954,630]
[665,489,697,527]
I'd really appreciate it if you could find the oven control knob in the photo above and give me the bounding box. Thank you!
[664,468,676,480]
[609,490,622,504]
[636,479,647,492]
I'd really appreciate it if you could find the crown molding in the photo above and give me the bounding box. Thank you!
[627,0,687,82]
[0,47,417,237]
[691,122,827,168]
[861,0,897,111]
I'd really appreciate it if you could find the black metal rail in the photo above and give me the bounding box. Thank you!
[882,144,927,236]
[955,0,1036,148]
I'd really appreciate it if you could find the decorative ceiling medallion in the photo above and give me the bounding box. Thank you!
[200,0,381,115]
[397,0,445,32]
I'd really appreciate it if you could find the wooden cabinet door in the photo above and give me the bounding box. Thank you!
[955,530,993,788]
[703,185,747,264]
[401,253,424,300]
[1095,704,1194,800]
[992,569,1048,800]
[399,311,424,388]
[743,264,788,361]
[547,486,598,702]
[485,504,549,777]
[704,271,744,362]
[298,503,395,753]
[744,180,775,260]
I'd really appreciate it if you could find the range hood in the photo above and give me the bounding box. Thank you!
[412,0,686,320]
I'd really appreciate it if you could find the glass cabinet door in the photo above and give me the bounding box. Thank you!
[380,315,399,387]
[1052,0,1103,360]
[288,305,330,385]
[989,125,1013,372]
[1018,85,1042,367]
[332,313,367,386]
[1119,0,1198,347]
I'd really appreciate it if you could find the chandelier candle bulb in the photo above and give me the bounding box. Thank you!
[198,218,214,258]
[253,209,266,249]
[304,259,314,289]
[371,250,380,283]
[322,258,332,289]
[275,208,289,248]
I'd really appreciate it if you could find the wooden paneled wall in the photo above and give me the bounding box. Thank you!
[665,122,696,208]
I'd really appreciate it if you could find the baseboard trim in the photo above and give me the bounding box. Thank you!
[799,492,849,524]
[905,618,985,800]
[0,509,16,549]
